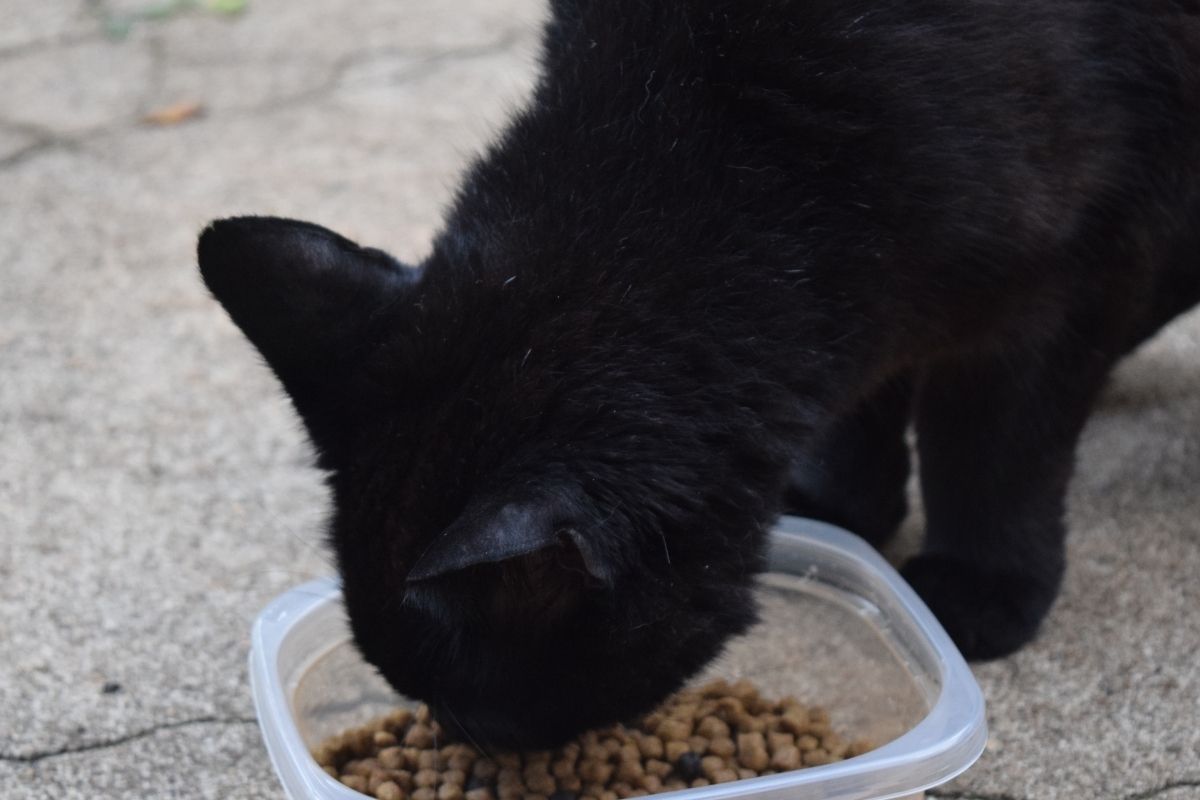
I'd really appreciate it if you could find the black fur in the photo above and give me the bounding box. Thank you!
[198,0,1200,747]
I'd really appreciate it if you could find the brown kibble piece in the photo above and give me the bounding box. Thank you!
[779,710,810,736]
[715,696,745,718]
[614,758,644,783]
[377,782,405,800]
[735,713,767,733]
[439,784,464,800]
[803,748,834,767]
[846,738,874,758]
[712,769,740,784]
[707,736,735,758]
[526,772,556,795]
[340,774,368,793]
[822,732,846,754]
[663,741,690,762]
[770,745,802,771]
[415,769,439,788]
[767,731,794,752]
[496,767,522,787]
[379,747,405,770]
[413,789,437,800]
[404,724,435,749]
[637,736,664,760]
[730,679,758,701]
[465,790,494,800]
[579,760,613,784]
[696,716,730,740]
[699,754,725,779]
[736,732,770,771]
[654,718,691,741]
[387,708,414,728]
[448,752,476,772]
[370,771,398,795]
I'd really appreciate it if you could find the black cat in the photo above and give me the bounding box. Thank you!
[198,0,1200,748]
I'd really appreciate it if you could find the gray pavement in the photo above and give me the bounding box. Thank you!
[1,2,1197,799]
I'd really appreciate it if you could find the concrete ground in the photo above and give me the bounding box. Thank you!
[1,2,1197,798]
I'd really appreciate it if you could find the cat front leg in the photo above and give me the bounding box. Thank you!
[905,335,1115,660]
[782,375,913,548]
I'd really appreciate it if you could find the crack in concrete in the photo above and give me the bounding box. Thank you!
[929,780,1200,800]
[0,715,257,765]
[0,27,531,173]
[1122,778,1200,799]
[928,790,1029,800]
[213,27,530,121]
[0,137,73,169]
[0,31,103,62]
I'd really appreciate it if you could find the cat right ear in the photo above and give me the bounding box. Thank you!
[197,216,416,460]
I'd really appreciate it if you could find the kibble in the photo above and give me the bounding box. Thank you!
[314,680,870,798]
[376,782,403,800]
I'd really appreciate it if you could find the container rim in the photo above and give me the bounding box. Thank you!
[249,516,987,800]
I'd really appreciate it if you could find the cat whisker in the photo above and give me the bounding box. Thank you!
[438,699,496,763]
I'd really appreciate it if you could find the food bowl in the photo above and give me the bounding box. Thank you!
[249,517,987,800]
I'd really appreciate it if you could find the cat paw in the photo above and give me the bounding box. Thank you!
[900,554,1060,660]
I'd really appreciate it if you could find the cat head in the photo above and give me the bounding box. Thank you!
[198,216,771,747]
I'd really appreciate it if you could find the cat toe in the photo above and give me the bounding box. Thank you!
[900,554,1060,660]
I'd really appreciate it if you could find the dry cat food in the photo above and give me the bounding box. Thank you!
[313,679,872,799]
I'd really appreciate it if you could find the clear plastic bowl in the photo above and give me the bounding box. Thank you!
[249,516,987,800]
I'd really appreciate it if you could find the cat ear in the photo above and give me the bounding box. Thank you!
[407,492,613,585]
[198,216,415,386]
[197,216,416,459]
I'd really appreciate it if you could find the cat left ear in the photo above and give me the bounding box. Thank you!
[198,216,415,386]
[407,492,613,585]
[198,216,417,461]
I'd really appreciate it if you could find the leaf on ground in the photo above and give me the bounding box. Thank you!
[207,0,248,14]
[142,101,206,126]
[103,16,135,39]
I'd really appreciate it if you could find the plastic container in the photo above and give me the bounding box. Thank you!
[249,516,987,800]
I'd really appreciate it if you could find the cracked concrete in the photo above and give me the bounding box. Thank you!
[0,715,257,765]
[1,1,1197,798]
